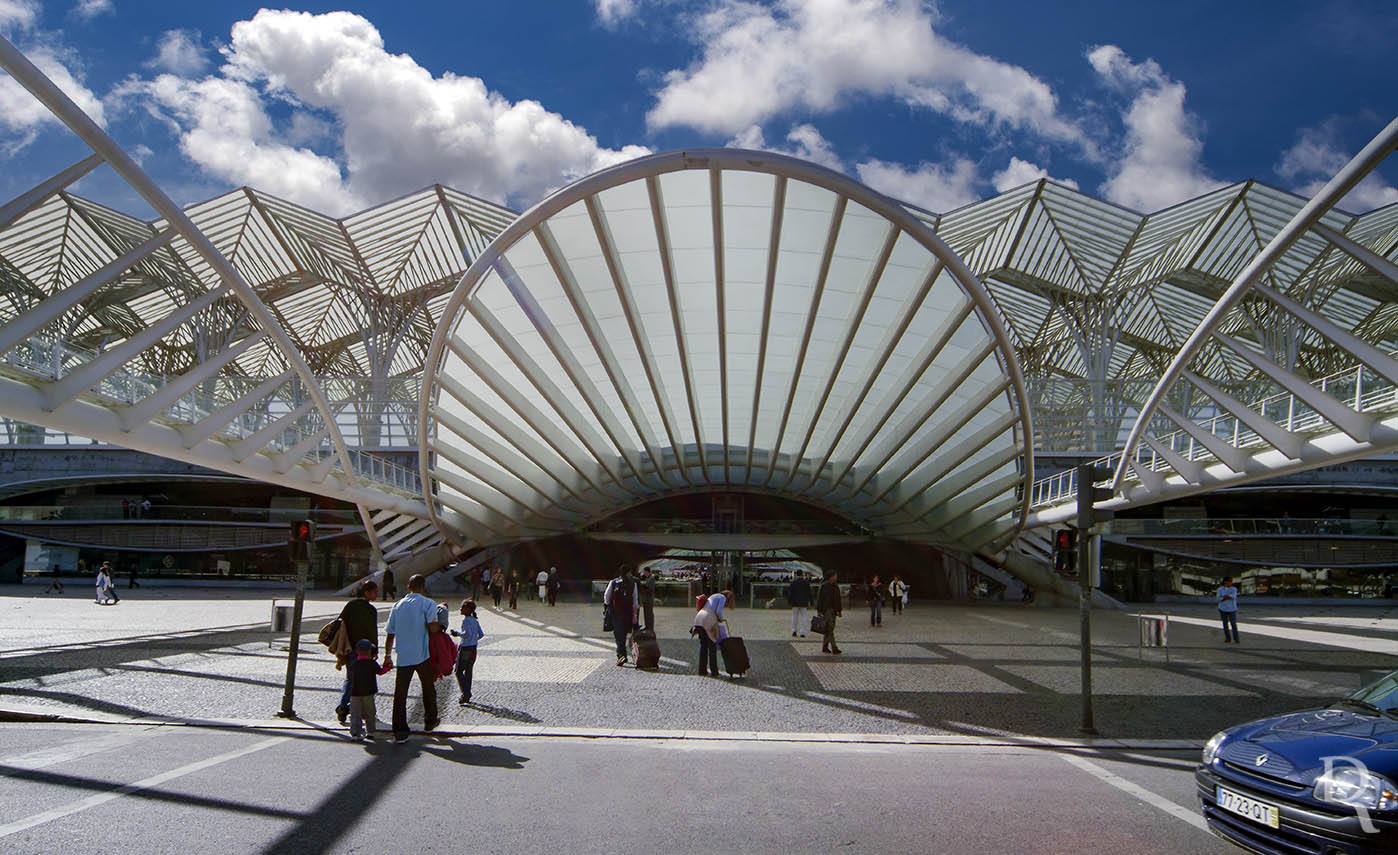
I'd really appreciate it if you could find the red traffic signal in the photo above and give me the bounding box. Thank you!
[288,519,315,561]
[1053,528,1077,576]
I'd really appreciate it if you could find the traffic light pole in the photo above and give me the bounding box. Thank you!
[1076,463,1113,736]
[1078,522,1095,735]
[277,557,309,719]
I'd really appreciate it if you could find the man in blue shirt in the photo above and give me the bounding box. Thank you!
[1216,576,1239,643]
[382,574,441,743]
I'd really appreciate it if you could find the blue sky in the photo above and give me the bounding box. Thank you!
[0,0,1393,220]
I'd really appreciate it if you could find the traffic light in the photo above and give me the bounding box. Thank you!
[1076,463,1116,531]
[1053,528,1077,576]
[288,519,315,562]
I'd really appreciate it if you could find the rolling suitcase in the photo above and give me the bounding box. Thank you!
[719,636,749,678]
[630,628,661,670]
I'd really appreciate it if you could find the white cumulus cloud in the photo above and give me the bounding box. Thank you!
[1277,121,1398,213]
[130,72,361,214]
[594,0,640,27]
[856,156,981,212]
[648,0,1089,154]
[728,123,844,173]
[992,157,1078,192]
[0,0,38,30]
[0,43,105,146]
[731,122,1011,212]
[72,0,113,21]
[147,29,209,76]
[121,9,649,215]
[1088,44,1223,211]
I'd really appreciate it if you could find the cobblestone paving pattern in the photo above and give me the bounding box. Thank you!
[3,585,1397,739]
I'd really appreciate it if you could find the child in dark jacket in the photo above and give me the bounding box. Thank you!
[348,639,391,741]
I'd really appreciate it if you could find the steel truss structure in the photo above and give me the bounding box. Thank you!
[0,36,1395,581]
[420,149,1033,554]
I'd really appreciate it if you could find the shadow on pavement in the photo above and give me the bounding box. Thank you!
[259,736,528,855]
[0,618,342,683]
[466,701,542,724]
[0,764,306,821]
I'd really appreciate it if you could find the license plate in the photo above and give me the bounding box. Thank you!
[1216,785,1280,829]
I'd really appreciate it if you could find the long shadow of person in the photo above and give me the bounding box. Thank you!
[465,701,542,724]
[261,736,529,855]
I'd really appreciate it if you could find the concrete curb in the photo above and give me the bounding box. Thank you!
[0,704,1203,750]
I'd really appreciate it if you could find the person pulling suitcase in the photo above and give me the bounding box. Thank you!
[691,590,732,677]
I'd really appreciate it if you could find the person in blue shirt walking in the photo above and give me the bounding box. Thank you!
[1217,576,1240,643]
[450,599,485,705]
[381,574,441,743]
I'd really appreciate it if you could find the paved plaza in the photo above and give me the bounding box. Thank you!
[4,586,1398,853]
[3,585,1396,742]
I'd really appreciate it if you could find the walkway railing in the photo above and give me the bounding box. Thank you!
[0,504,362,524]
[588,518,872,536]
[0,331,421,494]
[1029,359,1398,509]
[1108,517,1395,537]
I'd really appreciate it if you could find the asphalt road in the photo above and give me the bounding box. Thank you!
[0,722,1235,854]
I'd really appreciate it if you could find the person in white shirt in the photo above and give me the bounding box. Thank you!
[95,561,118,604]
[536,568,549,603]
[1216,576,1239,643]
[381,574,441,742]
[889,575,908,614]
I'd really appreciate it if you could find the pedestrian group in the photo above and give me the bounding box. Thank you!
[324,562,914,743]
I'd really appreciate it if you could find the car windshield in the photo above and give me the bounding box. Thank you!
[1342,672,1398,715]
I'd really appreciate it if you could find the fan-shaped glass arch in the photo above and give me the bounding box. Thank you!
[420,149,1033,552]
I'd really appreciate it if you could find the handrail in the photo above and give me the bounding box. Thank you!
[0,331,422,494]
[1108,116,1398,494]
[1106,517,1394,537]
[1029,357,1398,509]
[0,504,363,524]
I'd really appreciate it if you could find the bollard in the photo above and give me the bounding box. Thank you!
[1137,613,1169,663]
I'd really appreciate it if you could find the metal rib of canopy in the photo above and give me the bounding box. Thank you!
[915,162,1398,458]
[420,148,1034,553]
[0,35,445,564]
[1023,116,1398,530]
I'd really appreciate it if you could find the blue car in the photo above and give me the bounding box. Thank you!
[1196,672,1398,853]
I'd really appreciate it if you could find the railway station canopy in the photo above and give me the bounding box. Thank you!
[0,48,1395,576]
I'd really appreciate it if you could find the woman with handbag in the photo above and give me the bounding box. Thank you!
[334,580,379,725]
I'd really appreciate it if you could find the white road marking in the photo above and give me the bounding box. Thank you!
[0,727,162,771]
[803,691,920,720]
[974,614,1079,642]
[1150,614,1398,655]
[0,736,287,839]
[1060,752,1208,831]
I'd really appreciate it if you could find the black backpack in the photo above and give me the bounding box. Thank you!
[610,578,634,616]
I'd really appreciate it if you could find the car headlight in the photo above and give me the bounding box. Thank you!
[1314,767,1398,811]
[1202,731,1226,765]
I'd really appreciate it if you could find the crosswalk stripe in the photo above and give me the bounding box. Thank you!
[1060,752,1208,831]
[0,736,286,838]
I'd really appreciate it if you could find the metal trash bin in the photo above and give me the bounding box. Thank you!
[271,602,295,632]
[1138,613,1169,661]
